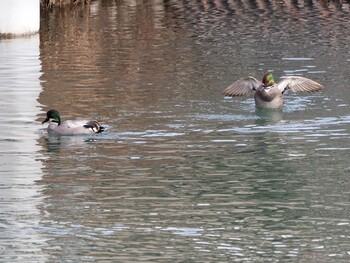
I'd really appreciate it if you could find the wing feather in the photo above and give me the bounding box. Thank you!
[223,76,261,97]
[84,120,105,133]
[277,76,324,94]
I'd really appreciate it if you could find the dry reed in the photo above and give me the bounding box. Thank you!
[40,0,90,9]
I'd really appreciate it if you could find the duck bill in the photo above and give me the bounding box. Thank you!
[42,117,49,124]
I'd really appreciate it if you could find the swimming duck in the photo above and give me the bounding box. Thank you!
[223,73,324,109]
[42,109,105,135]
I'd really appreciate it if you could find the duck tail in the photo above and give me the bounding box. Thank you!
[98,125,106,133]
[84,120,105,133]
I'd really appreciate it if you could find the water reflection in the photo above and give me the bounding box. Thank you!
[255,108,284,124]
[39,134,105,152]
[0,36,45,260]
[2,0,347,261]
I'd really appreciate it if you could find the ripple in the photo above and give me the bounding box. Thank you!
[2,1,350,262]
[282,57,315,61]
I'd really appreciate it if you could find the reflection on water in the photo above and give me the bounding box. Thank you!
[1,0,350,261]
[0,36,45,260]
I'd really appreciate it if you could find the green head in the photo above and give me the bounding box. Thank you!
[262,73,275,87]
[42,109,61,125]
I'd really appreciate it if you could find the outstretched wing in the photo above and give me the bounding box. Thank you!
[223,76,262,97]
[277,76,324,94]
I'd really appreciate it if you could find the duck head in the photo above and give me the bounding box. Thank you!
[262,73,275,87]
[42,109,61,125]
[256,73,276,92]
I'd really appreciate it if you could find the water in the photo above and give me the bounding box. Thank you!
[1,0,350,261]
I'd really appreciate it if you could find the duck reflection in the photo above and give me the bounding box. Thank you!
[255,108,283,125]
[40,134,102,153]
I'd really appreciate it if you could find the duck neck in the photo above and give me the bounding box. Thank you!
[52,117,61,125]
[256,88,277,102]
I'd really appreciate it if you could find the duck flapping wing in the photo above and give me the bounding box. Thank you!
[223,76,262,97]
[277,76,324,94]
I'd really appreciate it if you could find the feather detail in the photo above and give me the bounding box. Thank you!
[42,110,106,135]
[223,76,261,97]
[222,73,324,109]
[84,120,105,133]
[277,76,324,94]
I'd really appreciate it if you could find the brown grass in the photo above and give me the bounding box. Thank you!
[40,0,90,9]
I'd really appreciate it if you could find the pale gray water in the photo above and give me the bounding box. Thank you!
[1,0,350,262]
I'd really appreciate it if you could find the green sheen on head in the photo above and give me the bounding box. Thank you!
[42,109,61,124]
[262,73,275,86]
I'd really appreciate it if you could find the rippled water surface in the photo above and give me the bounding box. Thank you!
[1,0,350,261]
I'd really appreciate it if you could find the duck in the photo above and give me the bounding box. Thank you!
[223,73,324,109]
[42,109,105,135]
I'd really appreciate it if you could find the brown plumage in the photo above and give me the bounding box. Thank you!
[223,73,324,109]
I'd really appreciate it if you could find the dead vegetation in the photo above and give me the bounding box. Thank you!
[40,0,90,9]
